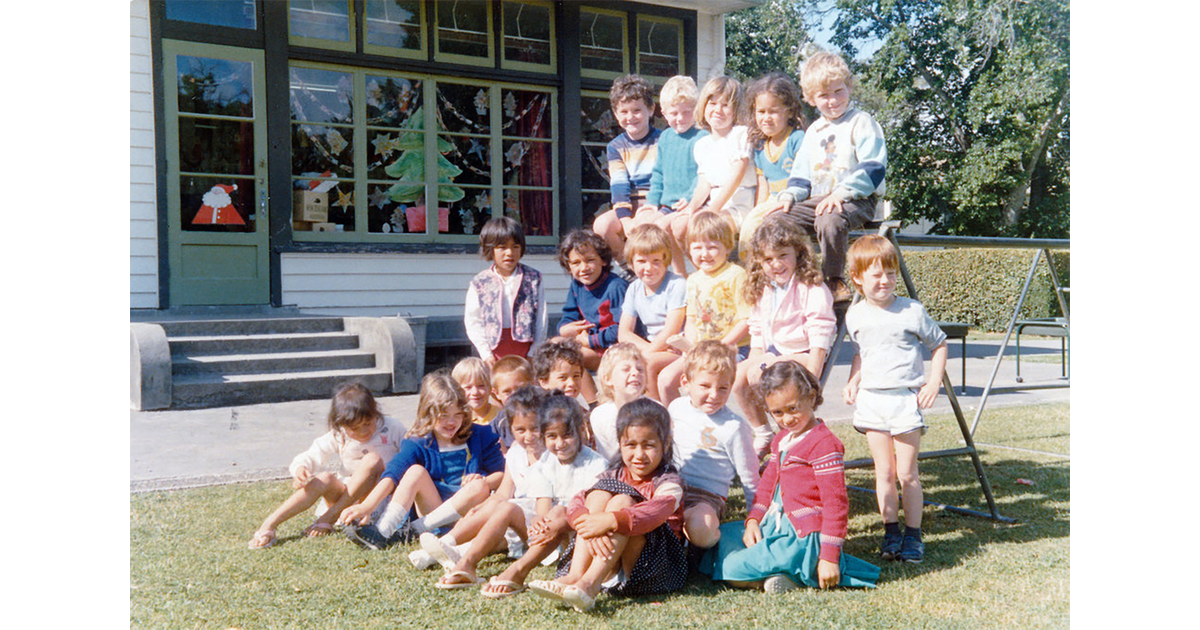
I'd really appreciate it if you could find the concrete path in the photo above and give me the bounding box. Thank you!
[131,337,1069,492]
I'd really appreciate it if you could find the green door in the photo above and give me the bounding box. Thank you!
[163,41,269,306]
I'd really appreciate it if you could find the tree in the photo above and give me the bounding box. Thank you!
[827,0,1070,237]
[724,0,812,82]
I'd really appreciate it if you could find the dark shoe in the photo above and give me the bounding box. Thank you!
[880,528,903,561]
[828,278,854,303]
[898,532,924,563]
[344,523,405,550]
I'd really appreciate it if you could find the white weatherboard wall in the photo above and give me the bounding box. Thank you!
[695,11,726,82]
[281,253,571,319]
[131,0,159,309]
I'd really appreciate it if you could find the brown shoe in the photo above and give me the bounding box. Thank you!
[828,278,854,303]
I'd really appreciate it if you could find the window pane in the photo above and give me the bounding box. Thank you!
[581,191,609,228]
[369,131,422,179]
[440,135,490,186]
[181,176,256,232]
[501,89,550,139]
[289,0,351,42]
[445,186,491,235]
[581,145,609,191]
[289,67,353,124]
[368,183,431,234]
[366,75,422,128]
[580,10,625,74]
[638,18,681,79]
[177,56,253,118]
[178,117,255,175]
[581,94,619,143]
[506,188,553,236]
[365,0,423,51]
[503,1,552,66]
[292,124,354,178]
[437,0,490,58]
[165,0,256,29]
[503,140,551,187]
[292,179,354,232]
[437,83,491,134]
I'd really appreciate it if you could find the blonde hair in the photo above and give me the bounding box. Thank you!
[451,356,491,389]
[623,223,674,267]
[683,339,737,382]
[846,234,899,291]
[687,210,736,251]
[743,214,823,304]
[410,371,473,444]
[596,342,647,403]
[491,355,532,383]
[659,75,699,107]
[800,51,854,102]
[694,76,745,131]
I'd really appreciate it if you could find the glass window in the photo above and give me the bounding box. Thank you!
[579,7,627,79]
[637,16,683,82]
[366,74,425,234]
[435,0,493,65]
[580,91,622,227]
[289,0,355,51]
[502,1,554,72]
[165,0,257,30]
[289,66,355,232]
[364,0,425,58]
[501,88,554,236]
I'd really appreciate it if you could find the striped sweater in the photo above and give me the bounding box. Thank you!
[747,420,850,564]
[607,127,661,218]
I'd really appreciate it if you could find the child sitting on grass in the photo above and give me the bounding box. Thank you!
[488,355,534,450]
[588,342,649,462]
[248,382,407,549]
[338,371,505,550]
[452,357,499,427]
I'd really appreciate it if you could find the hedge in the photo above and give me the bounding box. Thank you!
[891,248,1070,333]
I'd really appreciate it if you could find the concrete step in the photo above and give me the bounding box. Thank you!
[172,349,378,376]
[171,367,393,409]
[168,332,362,356]
[158,317,345,338]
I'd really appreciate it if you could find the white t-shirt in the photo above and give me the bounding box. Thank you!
[505,442,550,499]
[668,398,760,500]
[589,402,620,463]
[622,271,687,340]
[526,446,609,504]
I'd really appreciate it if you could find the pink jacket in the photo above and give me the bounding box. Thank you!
[748,278,837,355]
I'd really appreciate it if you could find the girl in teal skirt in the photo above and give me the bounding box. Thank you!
[709,361,879,591]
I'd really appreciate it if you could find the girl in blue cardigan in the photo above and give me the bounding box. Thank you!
[339,371,506,550]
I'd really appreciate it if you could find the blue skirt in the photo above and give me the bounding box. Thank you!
[708,493,879,588]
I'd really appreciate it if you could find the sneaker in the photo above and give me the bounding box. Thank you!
[763,574,800,593]
[880,528,903,561]
[898,533,924,563]
[828,278,854,304]
[344,523,405,550]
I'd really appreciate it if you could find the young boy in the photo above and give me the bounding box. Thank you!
[779,50,887,303]
[656,211,751,405]
[669,340,760,553]
[645,75,708,275]
[452,357,499,426]
[530,338,586,404]
[592,74,663,262]
[489,355,534,450]
[555,228,630,406]
[841,235,947,564]
[618,223,688,402]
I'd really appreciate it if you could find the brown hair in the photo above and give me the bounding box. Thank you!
[743,214,823,304]
[491,355,533,383]
[744,72,807,149]
[478,216,526,261]
[755,359,823,409]
[327,381,382,432]
[610,74,656,110]
[682,339,737,383]
[623,223,674,267]
[694,76,745,131]
[409,371,473,444]
[530,338,584,383]
[558,228,613,273]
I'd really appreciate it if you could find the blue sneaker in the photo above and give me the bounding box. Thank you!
[344,523,406,550]
[898,532,924,563]
[881,528,903,561]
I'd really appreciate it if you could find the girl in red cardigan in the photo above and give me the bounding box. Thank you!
[710,361,879,591]
[528,398,687,612]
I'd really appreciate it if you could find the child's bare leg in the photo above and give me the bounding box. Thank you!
[253,472,346,542]
[645,351,677,402]
[581,348,602,404]
[593,210,625,263]
[864,431,900,523]
[734,359,769,430]
[683,502,721,549]
[654,213,688,276]
[558,490,613,586]
[657,356,686,404]
[893,430,923,529]
[309,453,384,531]
[572,494,644,598]
[487,511,570,592]
[392,466,444,518]
[443,502,526,583]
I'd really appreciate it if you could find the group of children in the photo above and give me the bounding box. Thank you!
[248,49,951,612]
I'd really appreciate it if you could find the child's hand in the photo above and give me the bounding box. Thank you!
[671,198,688,212]
[461,473,484,486]
[292,467,312,489]
[585,533,616,559]
[338,503,371,526]
[742,519,762,547]
[560,320,592,337]
[815,192,846,216]
[527,515,558,546]
[817,558,841,589]
[574,512,618,540]
[917,380,941,409]
[842,381,858,406]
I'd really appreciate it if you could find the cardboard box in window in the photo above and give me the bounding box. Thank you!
[405,206,450,233]
[312,222,337,232]
[293,191,329,222]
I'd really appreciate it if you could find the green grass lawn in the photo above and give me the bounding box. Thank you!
[131,402,1069,629]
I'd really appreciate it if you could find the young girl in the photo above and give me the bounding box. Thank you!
[477,393,608,598]
[588,342,649,461]
[738,73,808,256]
[618,224,687,402]
[248,382,407,549]
[732,215,837,456]
[709,361,879,592]
[452,357,499,426]
[528,398,687,612]
[338,371,506,550]
[465,216,548,365]
[669,76,756,251]
[422,385,551,588]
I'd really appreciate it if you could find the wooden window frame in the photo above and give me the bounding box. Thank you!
[635,14,683,85]
[579,6,628,82]
[432,0,495,67]
[362,0,427,60]
[287,0,357,52]
[500,0,556,74]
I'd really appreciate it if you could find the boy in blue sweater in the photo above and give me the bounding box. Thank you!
[592,75,662,265]
[645,75,707,276]
[555,228,630,408]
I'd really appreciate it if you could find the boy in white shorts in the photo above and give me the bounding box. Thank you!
[841,235,947,565]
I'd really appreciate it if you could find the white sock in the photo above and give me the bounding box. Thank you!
[411,502,462,533]
[441,533,458,548]
[375,499,409,537]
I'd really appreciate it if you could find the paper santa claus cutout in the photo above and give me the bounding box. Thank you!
[193,184,246,225]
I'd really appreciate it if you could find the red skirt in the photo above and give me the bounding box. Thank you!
[492,328,532,361]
